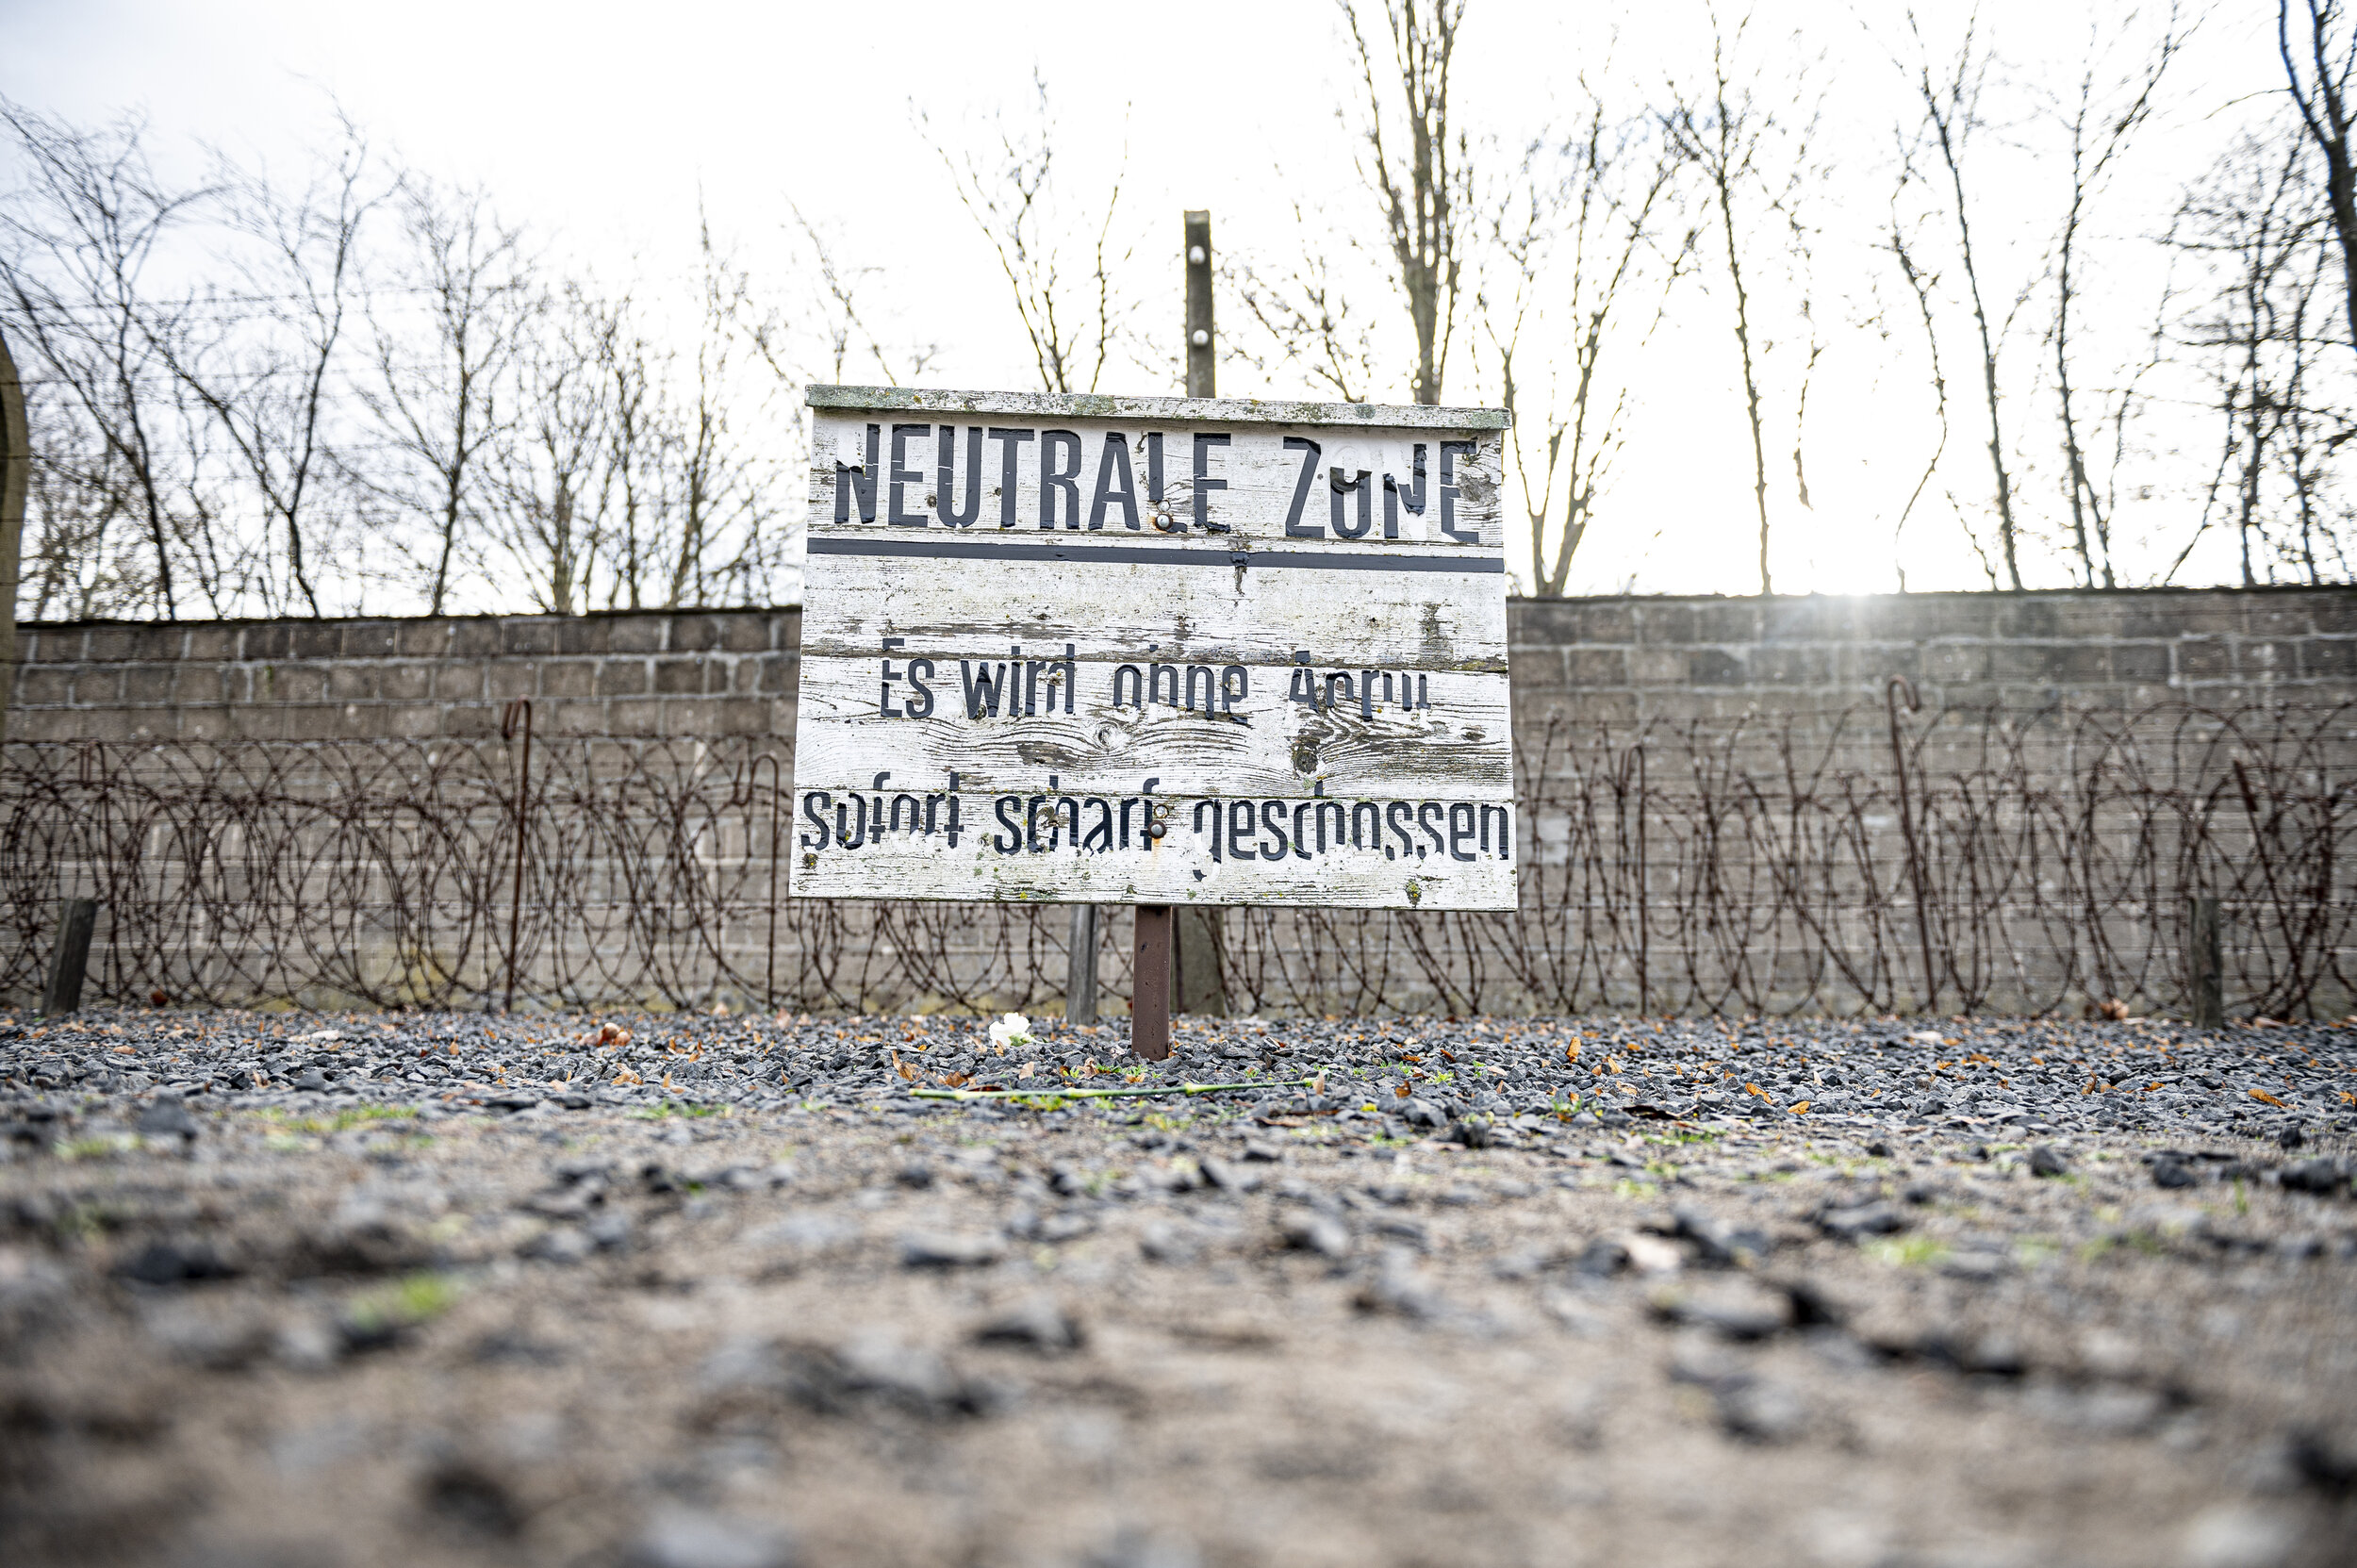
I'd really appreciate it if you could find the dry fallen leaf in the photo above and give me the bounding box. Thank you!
[1744,1082,1767,1098]
[2250,1088,2287,1108]
[1018,1063,1036,1080]
[1564,1043,1582,1062]
[944,1073,969,1088]
[1393,1082,1413,1098]
[1788,1100,1812,1114]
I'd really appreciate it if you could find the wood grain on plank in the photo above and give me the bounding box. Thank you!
[798,556,1507,669]
[794,654,1513,799]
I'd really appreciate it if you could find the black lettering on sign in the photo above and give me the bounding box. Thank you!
[879,635,904,717]
[1283,437,1324,537]
[958,661,1010,718]
[1227,799,1259,861]
[986,429,1032,528]
[992,796,1022,853]
[1112,664,1144,708]
[1440,439,1478,542]
[800,790,832,850]
[1185,665,1215,715]
[1259,800,1292,859]
[1149,662,1179,707]
[1383,443,1427,538]
[834,423,878,523]
[937,425,981,526]
[1192,434,1229,533]
[1082,799,1113,851]
[1088,434,1141,531]
[1221,665,1249,720]
[1389,800,1418,860]
[1449,801,1478,862]
[888,424,929,526]
[1044,644,1076,715]
[1329,467,1372,538]
[1418,801,1447,858]
[1481,803,1510,856]
[1040,430,1082,529]
[905,658,934,718]
[1352,800,1382,852]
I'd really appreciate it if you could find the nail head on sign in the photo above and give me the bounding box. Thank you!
[1188,245,1207,265]
[1190,329,1210,346]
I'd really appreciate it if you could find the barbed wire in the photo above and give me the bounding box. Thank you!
[0,698,2349,1017]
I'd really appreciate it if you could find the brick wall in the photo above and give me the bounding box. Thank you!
[10,587,2351,746]
[7,588,2351,1017]
[6,609,800,743]
[1503,587,2357,724]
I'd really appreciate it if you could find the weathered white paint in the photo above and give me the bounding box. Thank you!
[794,653,1514,799]
[793,388,1514,910]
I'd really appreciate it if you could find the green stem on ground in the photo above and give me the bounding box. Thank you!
[910,1075,1324,1103]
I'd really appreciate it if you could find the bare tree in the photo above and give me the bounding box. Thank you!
[2281,0,2357,370]
[490,284,609,615]
[2052,11,2183,589]
[1906,9,2028,590]
[0,103,213,618]
[1342,0,1470,404]
[362,174,530,615]
[1668,9,1818,596]
[164,113,379,616]
[1226,201,1384,404]
[1488,89,1692,596]
[921,74,1132,394]
[2173,126,2350,586]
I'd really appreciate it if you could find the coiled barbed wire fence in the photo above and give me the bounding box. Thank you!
[1,700,2350,1017]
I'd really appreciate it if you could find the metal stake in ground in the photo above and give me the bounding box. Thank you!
[2188,895,2223,1027]
[500,699,533,1013]
[1175,207,1228,1020]
[1066,905,1098,1024]
[1133,904,1173,1061]
[42,898,98,1016]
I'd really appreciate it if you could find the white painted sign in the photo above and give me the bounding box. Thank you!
[790,386,1515,910]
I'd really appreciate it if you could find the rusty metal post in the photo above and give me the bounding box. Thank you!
[0,326,25,753]
[1133,904,1173,1060]
[500,699,533,1012]
[2189,895,2223,1027]
[1066,904,1099,1024]
[41,898,98,1015]
[1887,675,1937,1014]
[1174,209,1228,1018]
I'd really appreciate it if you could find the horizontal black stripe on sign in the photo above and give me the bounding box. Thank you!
[808,536,1507,573]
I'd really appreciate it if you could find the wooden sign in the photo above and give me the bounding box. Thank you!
[790,387,1515,911]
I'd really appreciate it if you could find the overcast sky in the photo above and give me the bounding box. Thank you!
[1,0,2298,601]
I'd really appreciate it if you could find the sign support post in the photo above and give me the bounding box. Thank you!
[1168,209,1227,1028]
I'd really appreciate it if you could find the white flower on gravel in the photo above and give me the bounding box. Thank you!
[987,1013,1033,1055]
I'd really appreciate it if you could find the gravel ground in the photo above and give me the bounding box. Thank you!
[3,1005,2354,1568]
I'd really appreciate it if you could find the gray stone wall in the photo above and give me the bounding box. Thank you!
[1504,587,2357,724]
[7,587,2351,1019]
[10,587,2351,746]
[6,609,799,743]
